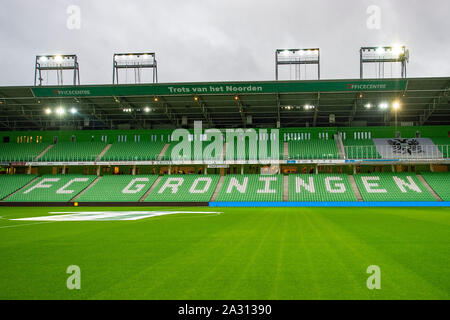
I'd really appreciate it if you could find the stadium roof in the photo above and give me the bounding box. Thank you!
[0,77,449,131]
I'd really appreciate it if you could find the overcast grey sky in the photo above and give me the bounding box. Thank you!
[0,0,449,86]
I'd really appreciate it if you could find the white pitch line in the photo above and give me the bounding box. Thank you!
[0,221,56,229]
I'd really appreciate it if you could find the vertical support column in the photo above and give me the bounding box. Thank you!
[27,165,32,175]
[241,165,244,175]
[132,165,136,176]
[391,164,395,173]
[63,165,67,175]
[315,165,318,174]
[204,165,207,175]
[168,165,171,175]
[96,165,101,176]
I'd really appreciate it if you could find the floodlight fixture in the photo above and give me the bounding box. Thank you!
[70,107,78,114]
[275,48,320,80]
[35,54,80,86]
[360,45,409,79]
[113,52,158,84]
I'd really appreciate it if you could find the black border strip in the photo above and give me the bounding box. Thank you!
[0,202,209,207]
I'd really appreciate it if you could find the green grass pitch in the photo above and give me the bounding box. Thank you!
[0,206,449,300]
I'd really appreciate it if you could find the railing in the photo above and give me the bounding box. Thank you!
[1,145,449,163]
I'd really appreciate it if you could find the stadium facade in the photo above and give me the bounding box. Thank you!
[0,77,449,206]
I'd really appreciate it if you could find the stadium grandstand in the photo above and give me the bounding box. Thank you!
[0,77,449,207]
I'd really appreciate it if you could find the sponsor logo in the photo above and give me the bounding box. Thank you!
[11,211,222,222]
[53,89,91,96]
[346,83,387,90]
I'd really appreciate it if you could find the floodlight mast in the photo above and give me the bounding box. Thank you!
[34,54,80,86]
[275,48,320,81]
[113,52,158,84]
[360,46,409,79]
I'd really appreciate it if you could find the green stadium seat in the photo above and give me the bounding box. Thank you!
[353,173,436,202]
[226,139,282,161]
[0,175,38,200]
[77,175,158,202]
[420,172,450,201]
[101,142,166,161]
[145,175,220,202]
[164,141,224,161]
[39,142,107,162]
[0,143,49,162]
[216,175,283,202]
[6,174,96,202]
[288,174,357,202]
[288,139,339,160]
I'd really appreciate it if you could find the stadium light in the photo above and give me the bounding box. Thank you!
[44,108,52,115]
[35,54,80,86]
[393,101,401,110]
[55,107,65,115]
[144,107,151,113]
[113,52,158,84]
[153,97,159,102]
[360,45,409,79]
[275,48,320,80]
[392,45,404,57]
[379,102,389,110]
[70,107,78,114]
[54,55,64,64]
[364,103,372,109]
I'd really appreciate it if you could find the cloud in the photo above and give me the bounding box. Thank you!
[0,0,448,86]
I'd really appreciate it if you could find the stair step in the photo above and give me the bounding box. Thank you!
[349,175,363,202]
[157,144,171,161]
[335,133,346,160]
[283,142,289,160]
[139,176,163,202]
[211,176,225,202]
[96,144,112,161]
[417,174,443,201]
[283,175,289,201]
[70,176,102,202]
[34,144,55,161]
